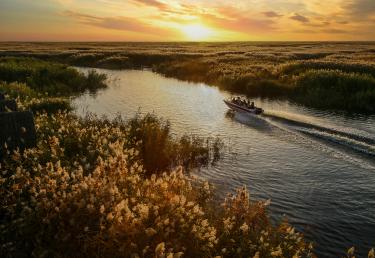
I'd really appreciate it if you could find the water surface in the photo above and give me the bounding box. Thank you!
[73,68,375,257]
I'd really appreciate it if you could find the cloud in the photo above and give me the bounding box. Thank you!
[302,20,331,28]
[321,28,347,34]
[131,0,189,15]
[344,0,375,18]
[131,0,169,11]
[262,11,283,18]
[293,28,347,34]
[63,10,172,36]
[201,7,277,34]
[290,13,309,23]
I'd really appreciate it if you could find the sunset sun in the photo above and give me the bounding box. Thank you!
[182,24,214,41]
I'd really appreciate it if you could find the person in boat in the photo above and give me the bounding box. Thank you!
[250,101,255,109]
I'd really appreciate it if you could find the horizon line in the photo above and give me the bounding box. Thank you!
[1,40,375,43]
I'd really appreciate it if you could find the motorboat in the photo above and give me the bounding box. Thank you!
[223,97,263,115]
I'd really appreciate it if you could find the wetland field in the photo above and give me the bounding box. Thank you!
[1,42,375,258]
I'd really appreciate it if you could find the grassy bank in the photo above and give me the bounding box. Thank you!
[0,57,107,95]
[1,42,375,113]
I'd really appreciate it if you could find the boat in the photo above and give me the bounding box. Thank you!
[223,97,263,115]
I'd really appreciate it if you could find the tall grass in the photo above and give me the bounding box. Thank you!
[124,113,222,175]
[0,57,108,114]
[293,70,375,112]
[1,42,375,113]
[0,81,72,114]
[278,60,375,77]
[1,107,372,257]
[0,57,107,95]
[0,110,313,258]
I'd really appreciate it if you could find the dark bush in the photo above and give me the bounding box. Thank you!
[126,113,222,175]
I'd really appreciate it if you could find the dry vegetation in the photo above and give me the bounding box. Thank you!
[1,42,375,112]
[0,109,314,257]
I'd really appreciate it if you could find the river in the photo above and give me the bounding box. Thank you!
[73,68,375,257]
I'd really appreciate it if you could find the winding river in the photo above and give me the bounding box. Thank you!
[73,68,375,257]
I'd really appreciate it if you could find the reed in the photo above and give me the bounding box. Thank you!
[0,57,107,95]
[0,109,312,258]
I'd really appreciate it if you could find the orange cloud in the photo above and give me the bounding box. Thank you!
[199,6,277,34]
[131,0,169,11]
[1,0,375,41]
[290,13,310,23]
[262,11,283,18]
[63,10,174,37]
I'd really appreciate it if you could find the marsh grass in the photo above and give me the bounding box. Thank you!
[125,113,222,175]
[0,43,374,257]
[0,57,109,116]
[0,57,107,95]
[278,60,375,77]
[2,107,371,257]
[293,70,375,112]
[27,97,72,114]
[0,109,312,258]
[0,81,72,114]
[3,42,372,112]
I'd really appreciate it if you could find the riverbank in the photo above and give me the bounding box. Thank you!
[0,54,320,257]
[1,42,375,113]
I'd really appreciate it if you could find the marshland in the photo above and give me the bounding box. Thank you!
[1,42,375,258]
[1,42,375,112]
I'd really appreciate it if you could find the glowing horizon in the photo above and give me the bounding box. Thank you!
[0,0,374,41]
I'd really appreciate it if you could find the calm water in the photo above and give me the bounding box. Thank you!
[73,68,375,257]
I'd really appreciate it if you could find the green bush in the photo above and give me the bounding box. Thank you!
[0,81,37,99]
[27,98,72,114]
[0,82,71,114]
[0,57,107,96]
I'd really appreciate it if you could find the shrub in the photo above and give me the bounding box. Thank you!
[0,81,37,99]
[0,82,71,114]
[27,98,72,114]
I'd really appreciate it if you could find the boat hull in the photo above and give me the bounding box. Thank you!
[223,100,263,115]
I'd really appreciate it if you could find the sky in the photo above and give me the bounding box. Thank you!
[0,0,374,41]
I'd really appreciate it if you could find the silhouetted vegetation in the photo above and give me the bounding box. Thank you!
[126,113,222,175]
